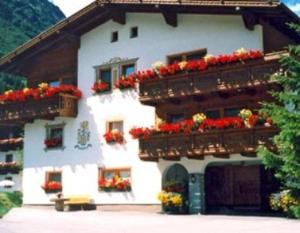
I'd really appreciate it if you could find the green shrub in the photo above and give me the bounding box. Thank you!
[0,192,22,218]
[288,205,300,219]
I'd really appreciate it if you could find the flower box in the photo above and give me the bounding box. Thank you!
[91,82,111,94]
[42,181,62,193]
[103,131,124,144]
[158,181,187,214]
[98,177,131,192]
[44,138,63,149]
[0,84,81,103]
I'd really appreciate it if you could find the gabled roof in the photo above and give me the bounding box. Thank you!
[0,0,299,74]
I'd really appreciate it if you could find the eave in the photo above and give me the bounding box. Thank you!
[0,0,299,76]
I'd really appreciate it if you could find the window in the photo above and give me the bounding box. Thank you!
[121,64,135,77]
[168,113,185,123]
[5,154,13,163]
[45,123,65,150]
[48,78,75,87]
[99,167,131,192]
[61,77,75,85]
[46,172,62,183]
[107,121,123,133]
[167,48,207,65]
[224,107,242,117]
[130,27,138,38]
[43,171,62,193]
[49,80,60,87]
[99,68,112,89]
[95,58,138,93]
[206,110,221,119]
[111,31,118,43]
[205,107,243,119]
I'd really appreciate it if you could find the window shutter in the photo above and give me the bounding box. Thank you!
[112,67,119,86]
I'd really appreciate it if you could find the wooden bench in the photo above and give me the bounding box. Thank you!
[51,195,95,211]
[64,195,95,211]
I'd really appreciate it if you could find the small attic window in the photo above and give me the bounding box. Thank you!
[130,27,138,38]
[111,31,118,43]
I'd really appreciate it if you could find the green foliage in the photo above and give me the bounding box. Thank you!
[0,73,27,93]
[257,23,300,218]
[0,0,65,57]
[0,0,65,93]
[288,205,300,219]
[0,192,22,218]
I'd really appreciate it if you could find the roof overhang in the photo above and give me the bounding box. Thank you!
[0,0,299,75]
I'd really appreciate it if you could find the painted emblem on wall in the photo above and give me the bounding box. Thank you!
[75,121,92,150]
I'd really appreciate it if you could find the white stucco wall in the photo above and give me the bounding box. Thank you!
[22,13,263,205]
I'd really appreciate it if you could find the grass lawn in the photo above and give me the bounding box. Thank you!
[0,192,22,218]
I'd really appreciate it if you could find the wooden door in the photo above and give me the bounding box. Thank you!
[205,165,262,211]
[232,166,261,208]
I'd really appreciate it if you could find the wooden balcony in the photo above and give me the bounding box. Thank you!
[0,138,23,151]
[0,162,22,175]
[139,54,281,105]
[139,127,277,161]
[0,93,78,124]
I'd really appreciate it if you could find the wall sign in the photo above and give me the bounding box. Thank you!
[75,121,92,150]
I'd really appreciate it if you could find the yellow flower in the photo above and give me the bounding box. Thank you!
[192,113,206,124]
[155,117,165,130]
[235,48,248,55]
[4,90,13,96]
[239,109,252,120]
[171,194,183,207]
[111,129,120,134]
[23,88,30,94]
[178,61,188,70]
[157,191,169,204]
[152,61,164,71]
[38,82,49,90]
[204,54,214,63]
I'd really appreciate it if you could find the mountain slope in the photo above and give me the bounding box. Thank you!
[0,0,65,58]
[0,0,65,93]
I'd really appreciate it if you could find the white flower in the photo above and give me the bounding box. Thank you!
[152,61,164,71]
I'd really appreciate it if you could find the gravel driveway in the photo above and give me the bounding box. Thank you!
[0,207,299,233]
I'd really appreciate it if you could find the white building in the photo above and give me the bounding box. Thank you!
[0,0,299,214]
[0,132,23,193]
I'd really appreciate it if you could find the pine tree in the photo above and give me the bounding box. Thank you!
[257,23,300,218]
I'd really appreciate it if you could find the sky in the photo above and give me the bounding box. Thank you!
[52,0,300,17]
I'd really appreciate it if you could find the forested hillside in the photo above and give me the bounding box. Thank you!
[0,0,65,93]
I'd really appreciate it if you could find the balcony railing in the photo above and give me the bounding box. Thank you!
[139,126,277,161]
[0,93,78,124]
[0,137,23,151]
[139,54,281,105]
[0,162,22,175]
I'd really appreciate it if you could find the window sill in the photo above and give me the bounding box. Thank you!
[93,90,112,95]
[99,189,132,193]
[44,146,66,152]
[44,189,63,194]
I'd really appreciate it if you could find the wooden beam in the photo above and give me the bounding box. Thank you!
[213,153,230,159]
[241,152,257,157]
[242,12,259,31]
[162,11,178,27]
[111,10,126,25]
